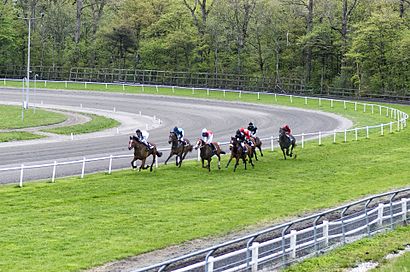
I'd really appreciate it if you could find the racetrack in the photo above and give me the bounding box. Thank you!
[0,88,352,184]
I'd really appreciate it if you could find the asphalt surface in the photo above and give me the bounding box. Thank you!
[0,88,352,184]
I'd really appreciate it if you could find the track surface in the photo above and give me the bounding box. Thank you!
[0,88,352,184]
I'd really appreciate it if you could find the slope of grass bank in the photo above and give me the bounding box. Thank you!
[0,123,409,271]
[0,131,43,142]
[285,225,410,272]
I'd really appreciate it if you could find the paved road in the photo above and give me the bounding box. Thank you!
[0,88,352,184]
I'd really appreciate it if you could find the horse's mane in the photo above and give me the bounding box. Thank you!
[132,135,138,141]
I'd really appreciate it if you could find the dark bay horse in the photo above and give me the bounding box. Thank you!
[226,137,254,171]
[250,136,263,160]
[278,127,296,160]
[194,139,225,172]
[128,136,163,171]
[164,132,193,167]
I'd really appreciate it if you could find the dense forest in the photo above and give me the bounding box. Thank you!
[0,0,409,94]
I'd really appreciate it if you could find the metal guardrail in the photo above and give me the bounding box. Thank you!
[133,188,409,272]
[0,78,408,187]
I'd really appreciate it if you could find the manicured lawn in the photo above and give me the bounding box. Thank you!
[43,113,119,135]
[0,104,66,129]
[0,123,409,271]
[0,131,43,142]
[285,226,410,272]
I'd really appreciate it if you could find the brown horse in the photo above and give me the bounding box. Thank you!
[164,132,193,167]
[278,127,296,160]
[226,137,254,171]
[128,136,163,171]
[249,136,263,160]
[194,139,225,172]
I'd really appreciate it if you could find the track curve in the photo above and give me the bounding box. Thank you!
[0,88,352,183]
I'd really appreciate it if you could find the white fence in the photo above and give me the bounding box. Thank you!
[0,78,408,187]
[134,188,409,272]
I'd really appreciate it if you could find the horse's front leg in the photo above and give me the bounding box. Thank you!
[149,154,156,172]
[164,152,173,165]
[131,158,137,169]
[207,159,211,172]
[282,148,287,160]
[201,158,206,168]
[259,146,263,157]
[289,144,294,157]
[248,154,254,168]
[253,148,258,161]
[226,155,233,168]
[234,157,239,172]
[139,158,147,171]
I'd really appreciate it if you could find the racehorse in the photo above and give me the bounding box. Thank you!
[128,136,163,171]
[250,136,263,160]
[278,127,296,160]
[226,137,254,171]
[194,139,225,172]
[164,132,193,167]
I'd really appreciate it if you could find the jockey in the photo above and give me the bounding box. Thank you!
[247,122,257,137]
[235,128,250,154]
[135,129,151,150]
[201,128,215,152]
[173,126,185,144]
[282,124,293,141]
[239,127,254,147]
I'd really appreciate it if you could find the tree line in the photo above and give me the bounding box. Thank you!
[1,0,409,95]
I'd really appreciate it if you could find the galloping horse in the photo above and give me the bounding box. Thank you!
[226,137,254,171]
[194,139,225,172]
[128,136,163,171]
[278,127,296,160]
[164,132,193,167]
[250,136,263,160]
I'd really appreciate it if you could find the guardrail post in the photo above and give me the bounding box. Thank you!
[274,93,277,101]
[390,122,393,133]
[192,87,195,95]
[343,100,346,109]
[172,86,175,93]
[85,82,87,89]
[108,155,113,174]
[365,198,372,236]
[304,97,307,105]
[290,95,293,103]
[341,206,349,244]
[81,157,86,178]
[323,220,329,246]
[223,90,226,97]
[390,193,398,229]
[355,128,358,141]
[105,83,108,89]
[397,120,400,132]
[281,224,292,266]
[301,133,304,148]
[379,105,382,115]
[270,136,274,151]
[290,230,297,259]
[378,203,384,226]
[44,80,47,87]
[402,198,407,222]
[313,215,322,254]
[197,148,200,161]
[239,90,241,98]
[366,126,369,139]
[257,92,260,100]
[381,124,384,136]
[52,161,57,182]
[206,256,214,272]
[122,84,125,91]
[318,131,322,145]
[354,102,357,111]
[330,99,333,108]
[394,109,397,119]
[344,129,347,143]
[363,103,366,112]
[156,85,159,93]
[371,104,374,114]
[155,157,158,168]
[333,130,336,143]
[71,133,74,140]
[208,88,210,96]
[386,107,389,117]
[19,164,24,188]
[251,242,259,272]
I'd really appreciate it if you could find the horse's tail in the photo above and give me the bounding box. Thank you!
[156,151,163,157]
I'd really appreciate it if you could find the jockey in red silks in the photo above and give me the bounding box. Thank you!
[282,124,293,141]
[239,127,251,140]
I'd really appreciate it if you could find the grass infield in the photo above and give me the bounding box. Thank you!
[0,131,44,142]
[0,80,409,271]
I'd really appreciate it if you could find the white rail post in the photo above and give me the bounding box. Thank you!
[319,97,322,107]
[270,136,274,151]
[290,95,293,103]
[223,90,226,97]
[274,93,277,101]
[44,80,47,87]
[113,107,116,112]
[145,124,149,130]
[122,84,125,91]
[318,131,322,145]
[390,122,393,133]
[378,203,384,226]
[192,87,195,94]
[331,99,334,108]
[139,111,141,116]
[155,157,158,168]
[305,97,307,105]
[354,102,357,111]
[80,103,83,108]
[81,157,86,178]
[142,85,145,92]
[355,128,358,141]
[71,133,74,140]
[344,129,347,143]
[379,105,382,115]
[251,242,260,272]
[386,107,389,117]
[397,120,400,132]
[239,90,242,98]
[333,130,336,144]
[207,256,214,272]
[108,155,113,174]
[344,100,347,109]
[156,85,159,93]
[19,164,24,188]
[52,161,57,182]
[105,83,108,89]
[394,109,397,119]
[371,104,374,114]
[207,88,210,96]
[197,149,200,161]
[323,220,329,246]
[257,92,260,100]
[381,124,384,136]
[366,126,369,138]
[401,198,407,222]
[363,103,366,112]
[301,133,304,148]
[172,86,175,93]
[85,82,87,89]
[116,128,119,134]
[290,230,297,259]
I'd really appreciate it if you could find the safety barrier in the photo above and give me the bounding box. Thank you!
[0,78,408,186]
[133,188,409,272]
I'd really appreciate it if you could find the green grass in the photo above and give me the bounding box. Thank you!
[43,113,120,135]
[285,226,410,272]
[374,251,410,272]
[0,131,43,142]
[0,124,409,271]
[0,104,67,129]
